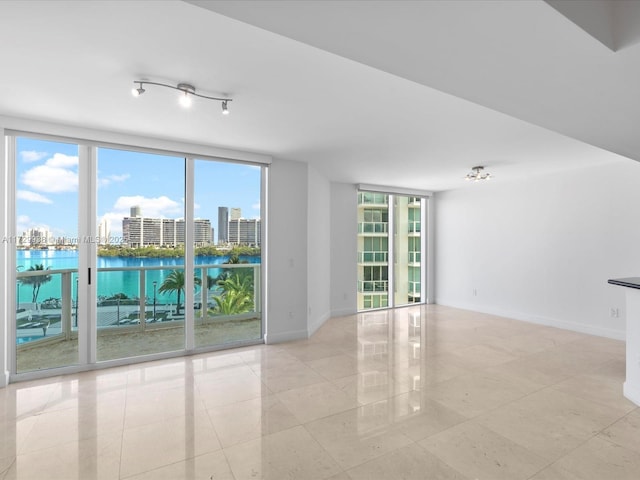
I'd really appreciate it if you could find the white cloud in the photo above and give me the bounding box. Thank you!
[252,202,261,210]
[46,153,78,168]
[108,173,130,182]
[17,190,53,204]
[21,164,78,193]
[20,153,79,193]
[98,173,130,187]
[20,150,48,163]
[113,195,182,218]
[16,215,31,234]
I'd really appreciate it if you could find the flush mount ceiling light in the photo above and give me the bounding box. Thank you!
[131,80,232,115]
[465,166,492,182]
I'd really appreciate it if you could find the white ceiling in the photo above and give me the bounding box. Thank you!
[0,0,636,191]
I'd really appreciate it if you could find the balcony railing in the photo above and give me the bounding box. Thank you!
[358,251,389,263]
[358,222,388,234]
[15,263,261,346]
[358,280,389,293]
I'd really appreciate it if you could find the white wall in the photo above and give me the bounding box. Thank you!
[265,158,309,343]
[436,159,640,340]
[330,182,358,316]
[307,165,332,334]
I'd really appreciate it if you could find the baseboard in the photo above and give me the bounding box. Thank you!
[1,370,9,388]
[308,311,331,337]
[264,329,308,344]
[624,382,640,407]
[435,298,625,341]
[330,307,357,317]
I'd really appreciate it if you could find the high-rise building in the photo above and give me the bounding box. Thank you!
[218,206,228,244]
[357,192,389,310]
[123,217,212,247]
[193,219,212,246]
[97,217,111,244]
[230,208,242,220]
[130,205,141,218]
[357,192,422,311]
[228,218,261,246]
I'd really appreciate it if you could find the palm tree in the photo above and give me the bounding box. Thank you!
[158,270,201,315]
[212,273,254,315]
[213,289,254,315]
[20,264,52,304]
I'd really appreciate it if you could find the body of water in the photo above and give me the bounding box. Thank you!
[16,250,260,306]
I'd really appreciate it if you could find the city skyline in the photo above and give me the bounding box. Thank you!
[16,137,262,244]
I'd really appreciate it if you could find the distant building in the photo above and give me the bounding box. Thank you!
[218,206,228,244]
[130,205,141,218]
[97,217,111,244]
[122,216,212,247]
[228,218,261,246]
[22,227,53,247]
[230,208,242,220]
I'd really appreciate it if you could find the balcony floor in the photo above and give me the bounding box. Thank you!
[16,318,261,372]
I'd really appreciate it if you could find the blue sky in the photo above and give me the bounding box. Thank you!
[16,137,261,243]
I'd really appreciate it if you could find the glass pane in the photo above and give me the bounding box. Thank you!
[96,148,185,361]
[395,195,422,306]
[357,192,389,311]
[193,160,262,348]
[15,137,79,373]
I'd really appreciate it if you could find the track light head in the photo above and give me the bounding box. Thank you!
[131,83,145,97]
[179,91,192,108]
[222,100,229,115]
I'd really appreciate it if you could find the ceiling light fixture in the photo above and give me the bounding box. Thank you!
[465,166,492,182]
[131,80,232,114]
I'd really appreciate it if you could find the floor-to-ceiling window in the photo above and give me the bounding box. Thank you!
[9,133,266,378]
[357,189,429,311]
[193,159,262,348]
[14,137,80,372]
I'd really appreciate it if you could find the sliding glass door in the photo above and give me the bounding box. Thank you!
[10,133,265,377]
[394,195,422,307]
[193,159,262,348]
[357,191,427,311]
[14,137,80,372]
[96,147,186,361]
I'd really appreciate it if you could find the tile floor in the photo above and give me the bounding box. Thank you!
[1,304,639,479]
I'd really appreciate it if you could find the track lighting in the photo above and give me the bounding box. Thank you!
[131,80,232,115]
[465,166,492,182]
[131,85,145,97]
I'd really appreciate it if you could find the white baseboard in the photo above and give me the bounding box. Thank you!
[264,329,308,344]
[435,298,625,341]
[308,311,331,337]
[624,382,640,407]
[1,370,9,388]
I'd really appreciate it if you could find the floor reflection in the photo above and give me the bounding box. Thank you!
[0,304,634,479]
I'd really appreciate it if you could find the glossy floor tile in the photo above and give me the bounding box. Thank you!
[0,304,637,479]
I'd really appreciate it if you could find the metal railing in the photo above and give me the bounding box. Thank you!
[15,263,261,345]
[358,251,389,263]
[357,280,389,293]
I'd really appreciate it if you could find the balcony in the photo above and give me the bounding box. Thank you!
[358,222,388,234]
[358,251,389,264]
[15,263,261,373]
[358,280,389,293]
